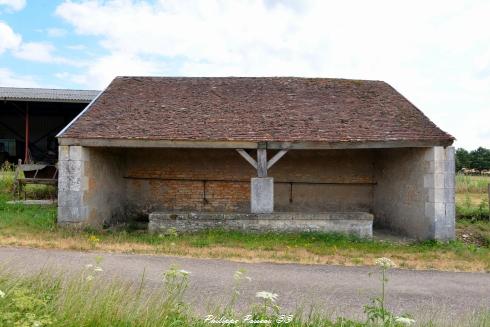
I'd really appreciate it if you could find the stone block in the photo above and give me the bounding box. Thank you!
[251,177,274,213]
[426,188,454,204]
[58,205,88,223]
[425,202,445,220]
[58,191,84,207]
[58,160,83,191]
[433,146,447,161]
[444,171,455,189]
[445,202,455,221]
[69,146,88,161]
[58,146,70,161]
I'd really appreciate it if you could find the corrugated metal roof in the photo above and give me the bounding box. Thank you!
[0,87,100,103]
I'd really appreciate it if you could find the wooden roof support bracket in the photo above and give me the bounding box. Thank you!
[236,148,289,177]
[236,149,257,169]
[267,149,288,169]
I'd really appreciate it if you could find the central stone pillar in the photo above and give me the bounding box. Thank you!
[251,177,274,213]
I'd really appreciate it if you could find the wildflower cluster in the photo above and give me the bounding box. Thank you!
[255,291,278,302]
[88,235,100,248]
[375,257,396,269]
[364,257,415,326]
[394,316,416,326]
[84,257,104,281]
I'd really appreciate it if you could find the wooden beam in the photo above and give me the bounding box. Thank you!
[236,149,257,169]
[267,149,288,169]
[266,139,453,149]
[60,138,258,149]
[257,149,267,177]
[59,138,452,150]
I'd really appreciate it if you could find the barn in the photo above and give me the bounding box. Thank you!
[0,87,99,164]
[57,77,456,240]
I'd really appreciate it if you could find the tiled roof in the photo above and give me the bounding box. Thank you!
[59,76,454,144]
[0,87,99,103]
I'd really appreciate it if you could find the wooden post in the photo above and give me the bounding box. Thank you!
[24,104,30,164]
[488,183,490,208]
[12,158,21,198]
[257,149,267,177]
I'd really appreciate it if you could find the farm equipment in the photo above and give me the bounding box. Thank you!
[12,159,58,200]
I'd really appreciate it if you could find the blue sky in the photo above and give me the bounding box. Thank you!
[0,0,489,149]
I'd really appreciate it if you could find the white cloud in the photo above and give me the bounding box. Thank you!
[0,67,38,87]
[46,27,67,38]
[0,0,25,11]
[66,44,86,50]
[13,41,80,66]
[0,21,21,53]
[13,42,56,62]
[56,52,164,88]
[55,0,490,149]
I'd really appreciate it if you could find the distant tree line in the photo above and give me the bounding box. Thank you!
[455,147,490,171]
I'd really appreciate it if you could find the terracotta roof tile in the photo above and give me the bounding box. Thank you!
[60,76,454,144]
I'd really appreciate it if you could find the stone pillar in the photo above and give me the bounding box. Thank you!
[251,177,274,213]
[58,145,89,225]
[424,146,455,240]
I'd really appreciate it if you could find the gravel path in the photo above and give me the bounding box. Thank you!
[0,247,488,320]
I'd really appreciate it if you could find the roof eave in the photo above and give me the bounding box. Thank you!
[58,137,454,149]
[1,97,94,104]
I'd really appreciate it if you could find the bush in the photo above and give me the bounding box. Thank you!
[457,196,489,221]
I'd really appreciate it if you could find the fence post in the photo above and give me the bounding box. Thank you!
[488,183,490,207]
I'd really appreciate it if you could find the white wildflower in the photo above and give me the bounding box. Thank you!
[94,266,103,272]
[85,264,93,268]
[234,270,243,280]
[0,290,5,298]
[375,257,396,269]
[394,316,416,326]
[256,291,278,302]
[86,275,94,281]
[245,276,252,282]
[33,321,42,327]
[179,269,191,275]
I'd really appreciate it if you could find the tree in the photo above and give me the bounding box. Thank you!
[469,147,490,170]
[455,147,490,171]
[455,148,471,171]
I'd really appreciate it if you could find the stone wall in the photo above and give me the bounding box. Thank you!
[58,146,126,227]
[149,211,373,238]
[57,145,455,240]
[373,146,455,240]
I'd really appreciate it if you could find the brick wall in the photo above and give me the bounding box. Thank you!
[124,148,375,214]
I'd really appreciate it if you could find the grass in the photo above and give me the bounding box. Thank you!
[0,261,488,327]
[1,169,490,272]
[456,174,490,194]
[455,174,489,245]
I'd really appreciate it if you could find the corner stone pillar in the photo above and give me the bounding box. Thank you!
[251,177,274,213]
[58,145,89,225]
[424,146,455,240]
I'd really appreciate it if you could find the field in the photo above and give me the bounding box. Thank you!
[0,167,489,272]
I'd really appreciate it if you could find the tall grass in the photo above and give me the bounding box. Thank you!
[456,175,489,221]
[0,260,488,327]
[0,161,56,200]
[456,174,490,194]
[0,162,15,194]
